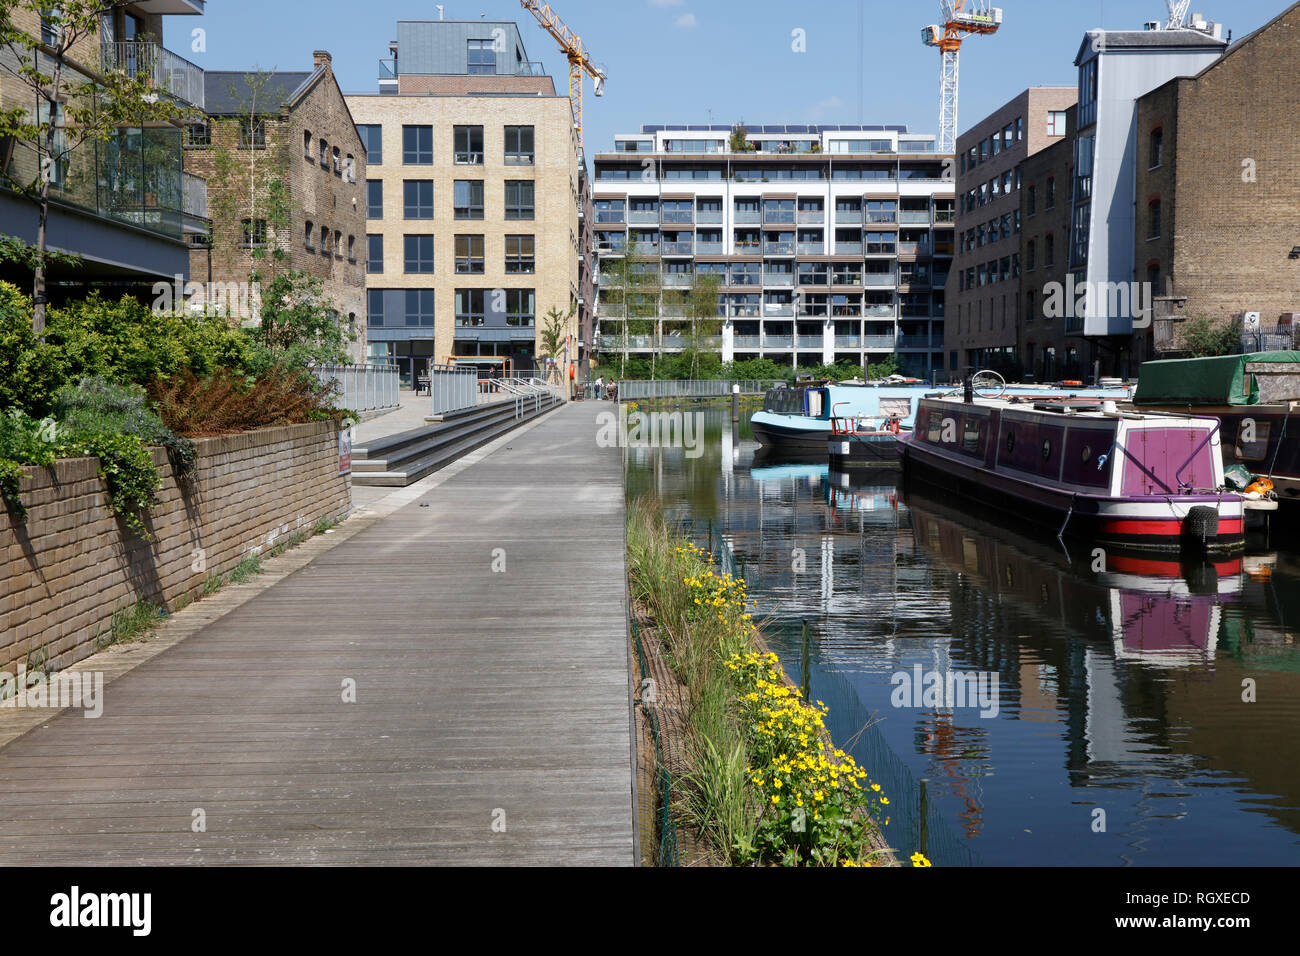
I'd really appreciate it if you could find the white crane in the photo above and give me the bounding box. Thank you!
[921,1,1004,154]
[1163,1,1193,29]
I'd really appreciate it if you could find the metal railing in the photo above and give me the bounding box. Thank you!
[314,363,400,413]
[428,364,479,415]
[101,41,205,109]
[615,380,778,400]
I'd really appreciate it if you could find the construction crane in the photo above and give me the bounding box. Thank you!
[1163,0,1193,29]
[519,1,606,152]
[921,1,1003,154]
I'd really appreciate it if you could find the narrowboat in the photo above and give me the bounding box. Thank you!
[901,394,1246,552]
[1133,351,1300,511]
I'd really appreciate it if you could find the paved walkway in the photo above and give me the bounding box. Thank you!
[0,403,634,865]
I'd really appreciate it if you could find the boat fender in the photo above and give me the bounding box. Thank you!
[1183,506,1220,547]
[1244,477,1275,496]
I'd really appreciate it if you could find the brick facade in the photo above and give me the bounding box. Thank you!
[0,422,351,675]
[186,53,368,361]
[1136,3,1300,352]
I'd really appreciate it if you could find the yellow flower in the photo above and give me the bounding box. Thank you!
[910,852,932,868]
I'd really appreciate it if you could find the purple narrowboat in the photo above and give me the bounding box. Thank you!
[901,395,1246,552]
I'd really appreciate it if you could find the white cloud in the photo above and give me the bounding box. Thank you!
[675,12,697,28]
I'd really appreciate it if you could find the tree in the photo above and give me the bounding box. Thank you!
[730,123,750,152]
[684,271,723,379]
[0,0,195,333]
[1181,314,1241,358]
[866,355,900,380]
[538,303,575,382]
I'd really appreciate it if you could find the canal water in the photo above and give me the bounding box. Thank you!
[625,407,1300,866]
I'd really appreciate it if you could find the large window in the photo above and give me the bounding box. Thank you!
[358,124,382,165]
[240,118,266,148]
[455,235,485,274]
[505,125,534,165]
[505,289,535,327]
[467,39,497,74]
[454,180,484,220]
[505,235,535,273]
[402,124,433,164]
[1078,58,1098,129]
[404,180,434,219]
[454,125,484,165]
[1149,128,1164,169]
[404,235,435,273]
[404,290,435,327]
[456,288,486,326]
[505,181,534,220]
[1047,111,1067,137]
[241,218,266,248]
[366,180,383,219]
[367,289,386,327]
[367,234,383,273]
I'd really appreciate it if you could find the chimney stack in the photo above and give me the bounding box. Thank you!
[313,50,332,71]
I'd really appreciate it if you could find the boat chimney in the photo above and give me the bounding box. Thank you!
[1102,400,1118,415]
[963,377,974,404]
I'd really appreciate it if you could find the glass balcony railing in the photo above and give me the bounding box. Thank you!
[102,41,205,109]
[734,210,761,224]
[863,304,895,317]
[696,209,724,224]
[863,335,895,349]
[695,241,724,255]
[836,242,863,255]
[763,271,795,287]
[661,241,694,255]
[763,335,794,348]
[797,336,825,349]
[797,209,825,224]
[863,273,896,287]
[899,210,932,225]
[796,242,825,255]
[733,335,763,349]
[628,210,659,224]
[763,241,795,256]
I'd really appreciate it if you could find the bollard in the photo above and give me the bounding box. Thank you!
[732,383,740,423]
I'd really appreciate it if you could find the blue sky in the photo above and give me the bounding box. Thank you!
[189,0,1284,156]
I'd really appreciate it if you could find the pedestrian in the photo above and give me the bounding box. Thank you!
[595,376,603,400]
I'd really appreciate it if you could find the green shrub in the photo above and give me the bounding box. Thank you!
[148,366,341,437]
[54,376,197,474]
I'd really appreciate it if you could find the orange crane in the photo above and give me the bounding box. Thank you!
[519,1,606,152]
[921,1,1003,153]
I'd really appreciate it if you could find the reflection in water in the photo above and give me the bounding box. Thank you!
[626,409,1300,866]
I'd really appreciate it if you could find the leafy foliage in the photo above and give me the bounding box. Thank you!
[245,271,356,373]
[1181,314,1241,358]
[148,366,341,437]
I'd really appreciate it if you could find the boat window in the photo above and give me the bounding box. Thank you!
[1005,430,1015,454]
[1081,444,1092,464]
[1236,419,1270,461]
[962,418,981,453]
[1042,439,1053,461]
[926,410,942,442]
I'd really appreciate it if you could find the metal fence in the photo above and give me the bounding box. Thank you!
[615,380,782,400]
[429,364,481,416]
[314,363,400,412]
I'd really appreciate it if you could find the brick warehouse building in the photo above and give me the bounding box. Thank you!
[1019,105,1083,381]
[1135,1,1300,354]
[947,87,1076,379]
[347,20,582,386]
[185,52,368,361]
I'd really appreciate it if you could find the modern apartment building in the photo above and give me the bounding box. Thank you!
[185,51,368,359]
[0,1,208,300]
[946,87,1076,378]
[1019,105,1082,381]
[1135,2,1300,354]
[1068,20,1228,376]
[347,20,583,386]
[591,125,953,377]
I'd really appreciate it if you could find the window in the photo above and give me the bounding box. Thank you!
[1016,117,1024,141]
[467,39,497,74]
[366,180,383,219]
[240,118,266,148]
[186,122,210,148]
[403,124,433,164]
[505,234,535,273]
[456,288,486,326]
[367,288,386,327]
[505,181,534,220]
[1026,290,1036,320]
[505,289,535,327]
[344,154,355,182]
[367,235,384,273]
[454,125,484,165]
[1045,233,1055,267]
[1026,240,1036,271]
[404,235,434,273]
[1149,128,1163,169]
[320,225,330,255]
[505,125,534,165]
[40,9,59,45]
[405,290,435,327]
[404,180,434,219]
[1236,419,1271,462]
[358,124,382,165]
[304,129,313,158]
[1046,176,1056,209]
[1027,184,1036,215]
[304,220,314,249]
[1047,111,1067,137]
[334,229,343,258]
[332,146,342,176]
[455,235,485,274]
[241,218,267,247]
[1148,199,1161,239]
[347,235,356,262]
[319,137,329,168]
[454,180,484,220]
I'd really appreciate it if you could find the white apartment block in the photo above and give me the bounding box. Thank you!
[591,124,955,376]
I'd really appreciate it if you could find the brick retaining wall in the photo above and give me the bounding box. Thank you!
[0,421,351,674]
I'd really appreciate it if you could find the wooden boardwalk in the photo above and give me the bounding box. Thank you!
[0,402,635,865]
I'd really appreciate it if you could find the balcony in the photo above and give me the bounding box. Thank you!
[595,210,626,224]
[834,336,862,348]
[729,271,760,286]
[863,304,895,317]
[934,209,956,224]
[763,304,795,317]
[797,305,829,318]
[835,212,864,226]
[763,336,794,348]
[662,273,694,287]
[797,209,825,224]
[730,304,760,318]
[866,210,897,224]
[832,272,863,287]
[863,273,896,287]
[734,209,761,224]
[897,335,935,349]
[797,242,825,256]
[628,209,659,224]
[836,242,863,255]
[733,335,763,349]
[661,240,694,256]
[898,241,930,257]
[763,212,795,226]
[734,240,761,254]
[863,335,895,349]
[695,241,724,255]
[762,241,794,256]
[696,209,724,224]
[661,210,694,225]
[763,270,795,287]
[797,335,825,349]
[102,41,205,109]
[899,210,932,225]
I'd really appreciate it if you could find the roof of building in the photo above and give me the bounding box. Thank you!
[203,71,316,115]
[636,124,912,135]
[1075,27,1228,64]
